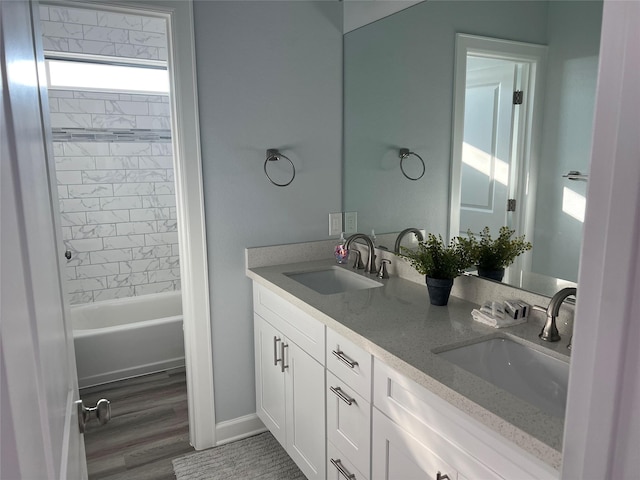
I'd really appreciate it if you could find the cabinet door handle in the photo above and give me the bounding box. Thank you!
[330,458,356,480]
[273,336,281,366]
[280,342,289,372]
[436,472,451,480]
[330,386,355,406]
[332,349,358,369]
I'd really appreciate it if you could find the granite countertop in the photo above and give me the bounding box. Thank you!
[247,258,569,471]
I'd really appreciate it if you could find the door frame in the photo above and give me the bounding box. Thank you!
[37,0,216,449]
[561,1,640,477]
[449,34,547,274]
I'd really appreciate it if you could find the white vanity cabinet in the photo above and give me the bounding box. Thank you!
[251,278,559,480]
[326,329,373,480]
[253,283,325,480]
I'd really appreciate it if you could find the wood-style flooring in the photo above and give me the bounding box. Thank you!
[80,368,193,480]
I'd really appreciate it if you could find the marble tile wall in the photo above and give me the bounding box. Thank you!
[39,4,168,61]
[40,7,179,305]
[50,90,179,305]
[54,138,180,304]
[48,89,171,131]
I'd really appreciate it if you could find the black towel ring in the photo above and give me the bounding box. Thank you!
[399,148,426,181]
[264,149,295,187]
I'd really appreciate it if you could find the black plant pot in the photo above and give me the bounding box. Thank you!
[425,276,454,306]
[476,267,505,282]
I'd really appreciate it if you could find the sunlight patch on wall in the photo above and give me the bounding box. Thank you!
[462,142,509,186]
[562,186,586,222]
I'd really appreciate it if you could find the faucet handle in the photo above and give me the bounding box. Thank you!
[532,305,547,314]
[377,259,391,279]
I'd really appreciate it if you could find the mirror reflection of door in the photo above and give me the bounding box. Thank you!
[459,57,523,235]
[451,34,547,276]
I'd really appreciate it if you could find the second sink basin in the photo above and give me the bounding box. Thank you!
[438,337,569,418]
[285,267,383,295]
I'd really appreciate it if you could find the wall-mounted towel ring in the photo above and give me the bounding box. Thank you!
[264,149,295,187]
[399,148,426,181]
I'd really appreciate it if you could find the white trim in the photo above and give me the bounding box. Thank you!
[449,34,547,254]
[561,1,640,477]
[163,0,216,450]
[215,414,268,446]
[40,0,216,450]
[43,50,167,68]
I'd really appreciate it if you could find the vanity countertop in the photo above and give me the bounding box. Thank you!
[247,258,569,471]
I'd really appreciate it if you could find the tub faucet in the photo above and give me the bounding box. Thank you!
[538,287,577,342]
[345,233,377,274]
[394,228,424,253]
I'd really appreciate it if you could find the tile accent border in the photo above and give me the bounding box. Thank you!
[52,127,171,143]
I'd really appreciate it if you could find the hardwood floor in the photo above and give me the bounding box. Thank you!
[80,369,193,480]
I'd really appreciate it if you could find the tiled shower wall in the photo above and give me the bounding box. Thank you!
[39,4,168,60]
[41,5,181,305]
[51,91,179,305]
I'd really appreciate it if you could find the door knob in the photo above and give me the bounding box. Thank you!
[76,398,111,433]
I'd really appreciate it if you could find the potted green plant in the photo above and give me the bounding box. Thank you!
[459,226,532,281]
[398,233,471,306]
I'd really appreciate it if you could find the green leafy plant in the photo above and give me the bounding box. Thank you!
[459,226,532,270]
[398,233,471,279]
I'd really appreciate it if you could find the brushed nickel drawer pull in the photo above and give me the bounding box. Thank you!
[280,342,289,372]
[273,336,281,366]
[330,386,355,406]
[331,458,356,480]
[332,349,358,369]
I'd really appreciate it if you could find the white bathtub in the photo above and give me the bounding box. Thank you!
[72,291,185,388]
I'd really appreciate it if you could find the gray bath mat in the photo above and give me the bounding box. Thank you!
[172,432,306,480]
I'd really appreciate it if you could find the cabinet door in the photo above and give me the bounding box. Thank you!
[372,408,457,480]
[254,314,286,447]
[327,372,371,475]
[285,340,326,480]
[327,328,372,401]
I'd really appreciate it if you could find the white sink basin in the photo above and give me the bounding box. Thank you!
[438,337,569,418]
[285,267,383,295]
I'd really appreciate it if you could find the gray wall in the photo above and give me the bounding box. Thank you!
[532,1,602,282]
[343,1,549,238]
[193,1,343,422]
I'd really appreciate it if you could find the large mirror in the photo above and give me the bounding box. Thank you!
[343,0,602,295]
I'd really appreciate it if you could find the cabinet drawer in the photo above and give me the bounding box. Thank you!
[373,359,557,480]
[372,408,457,480]
[327,328,372,401]
[253,283,325,363]
[328,441,369,480]
[327,372,371,475]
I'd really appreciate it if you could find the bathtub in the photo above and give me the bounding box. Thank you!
[72,291,185,388]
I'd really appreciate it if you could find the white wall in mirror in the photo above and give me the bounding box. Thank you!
[532,0,601,282]
[343,0,602,288]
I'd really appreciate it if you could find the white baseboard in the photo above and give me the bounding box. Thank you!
[215,413,267,446]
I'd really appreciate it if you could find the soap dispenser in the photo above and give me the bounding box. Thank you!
[335,232,349,264]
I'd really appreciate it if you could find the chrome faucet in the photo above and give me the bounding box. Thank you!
[345,233,377,274]
[538,287,577,342]
[394,228,424,253]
